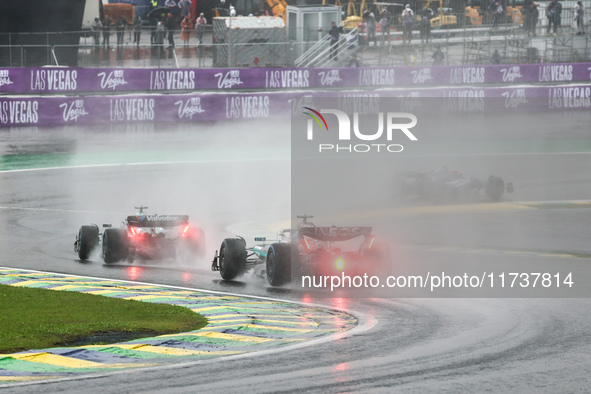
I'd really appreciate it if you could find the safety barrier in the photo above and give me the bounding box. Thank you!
[0,84,589,126]
[0,63,589,94]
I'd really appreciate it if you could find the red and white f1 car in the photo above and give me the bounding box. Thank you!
[74,206,205,264]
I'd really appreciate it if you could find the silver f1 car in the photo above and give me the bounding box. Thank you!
[396,166,514,203]
[211,215,391,287]
[74,206,205,264]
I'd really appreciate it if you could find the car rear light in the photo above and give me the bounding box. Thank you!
[367,235,375,249]
[129,227,136,237]
[335,258,345,270]
[182,224,190,236]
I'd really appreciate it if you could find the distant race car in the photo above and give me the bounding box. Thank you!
[211,215,391,287]
[395,166,514,203]
[74,206,205,264]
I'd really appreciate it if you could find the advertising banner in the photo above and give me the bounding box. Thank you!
[0,85,590,126]
[0,63,589,94]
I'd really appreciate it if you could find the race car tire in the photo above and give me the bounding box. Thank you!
[77,225,99,261]
[485,175,505,202]
[219,238,246,280]
[266,243,291,287]
[102,228,129,264]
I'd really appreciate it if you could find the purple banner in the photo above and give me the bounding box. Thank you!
[0,64,590,94]
[0,85,589,127]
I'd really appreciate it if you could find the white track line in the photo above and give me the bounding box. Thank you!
[2,198,589,216]
[0,157,289,174]
[2,151,591,175]
[0,206,125,215]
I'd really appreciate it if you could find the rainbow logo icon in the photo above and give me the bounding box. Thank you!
[302,107,328,131]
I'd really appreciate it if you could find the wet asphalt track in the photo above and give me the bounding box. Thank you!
[1,118,591,392]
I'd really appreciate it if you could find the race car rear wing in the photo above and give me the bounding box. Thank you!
[298,226,372,242]
[126,215,189,228]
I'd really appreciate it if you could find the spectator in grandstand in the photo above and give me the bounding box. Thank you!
[574,1,585,35]
[404,48,416,65]
[150,16,158,44]
[196,13,207,44]
[492,1,503,28]
[402,4,414,44]
[116,15,127,47]
[165,13,176,47]
[432,47,444,65]
[546,0,562,35]
[329,21,343,60]
[133,16,142,46]
[349,53,361,67]
[91,17,102,47]
[420,6,433,43]
[179,0,192,19]
[380,11,390,45]
[165,0,181,20]
[181,15,193,48]
[523,0,531,31]
[345,29,360,52]
[529,2,539,37]
[491,49,501,64]
[102,15,112,48]
[366,12,377,46]
[156,19,166,54]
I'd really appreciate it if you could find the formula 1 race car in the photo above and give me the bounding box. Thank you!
[74,206,205,264]
[211,215,391,287]
[395,166,514,203]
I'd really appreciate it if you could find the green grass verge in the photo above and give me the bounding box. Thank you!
[0,284,207,353]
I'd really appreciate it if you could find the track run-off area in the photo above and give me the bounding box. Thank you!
[1,92,591,391]
[0,268,359,383]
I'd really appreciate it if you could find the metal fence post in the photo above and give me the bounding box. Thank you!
[51,46,59,66]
